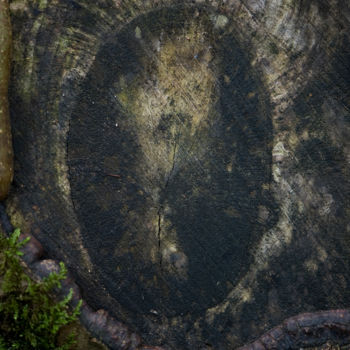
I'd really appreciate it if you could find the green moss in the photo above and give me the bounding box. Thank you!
[0,229,82,349]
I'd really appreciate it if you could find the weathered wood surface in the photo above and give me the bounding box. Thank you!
[0,0,13,200]
[4,0,350,348]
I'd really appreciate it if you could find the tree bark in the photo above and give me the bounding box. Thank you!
[0,0,13,200]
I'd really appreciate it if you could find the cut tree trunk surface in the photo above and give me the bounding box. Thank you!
[4,0,350,348]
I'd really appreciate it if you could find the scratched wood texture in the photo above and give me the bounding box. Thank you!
[5,0,350,348]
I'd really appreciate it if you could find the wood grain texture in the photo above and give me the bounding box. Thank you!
[5,0,350,348]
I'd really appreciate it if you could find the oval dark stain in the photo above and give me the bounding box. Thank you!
[68,6,274,317]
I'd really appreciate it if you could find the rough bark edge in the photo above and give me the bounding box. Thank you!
[2,201,350,349]
[0,0,14,200]
[238,310,350,350]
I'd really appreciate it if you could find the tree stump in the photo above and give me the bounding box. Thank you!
[5,0,350,348]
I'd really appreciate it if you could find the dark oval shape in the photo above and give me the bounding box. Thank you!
[68,6,274,317]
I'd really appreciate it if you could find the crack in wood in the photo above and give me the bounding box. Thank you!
[157,136,179,269]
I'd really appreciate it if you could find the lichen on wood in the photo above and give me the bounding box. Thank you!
[0,0,13,201]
